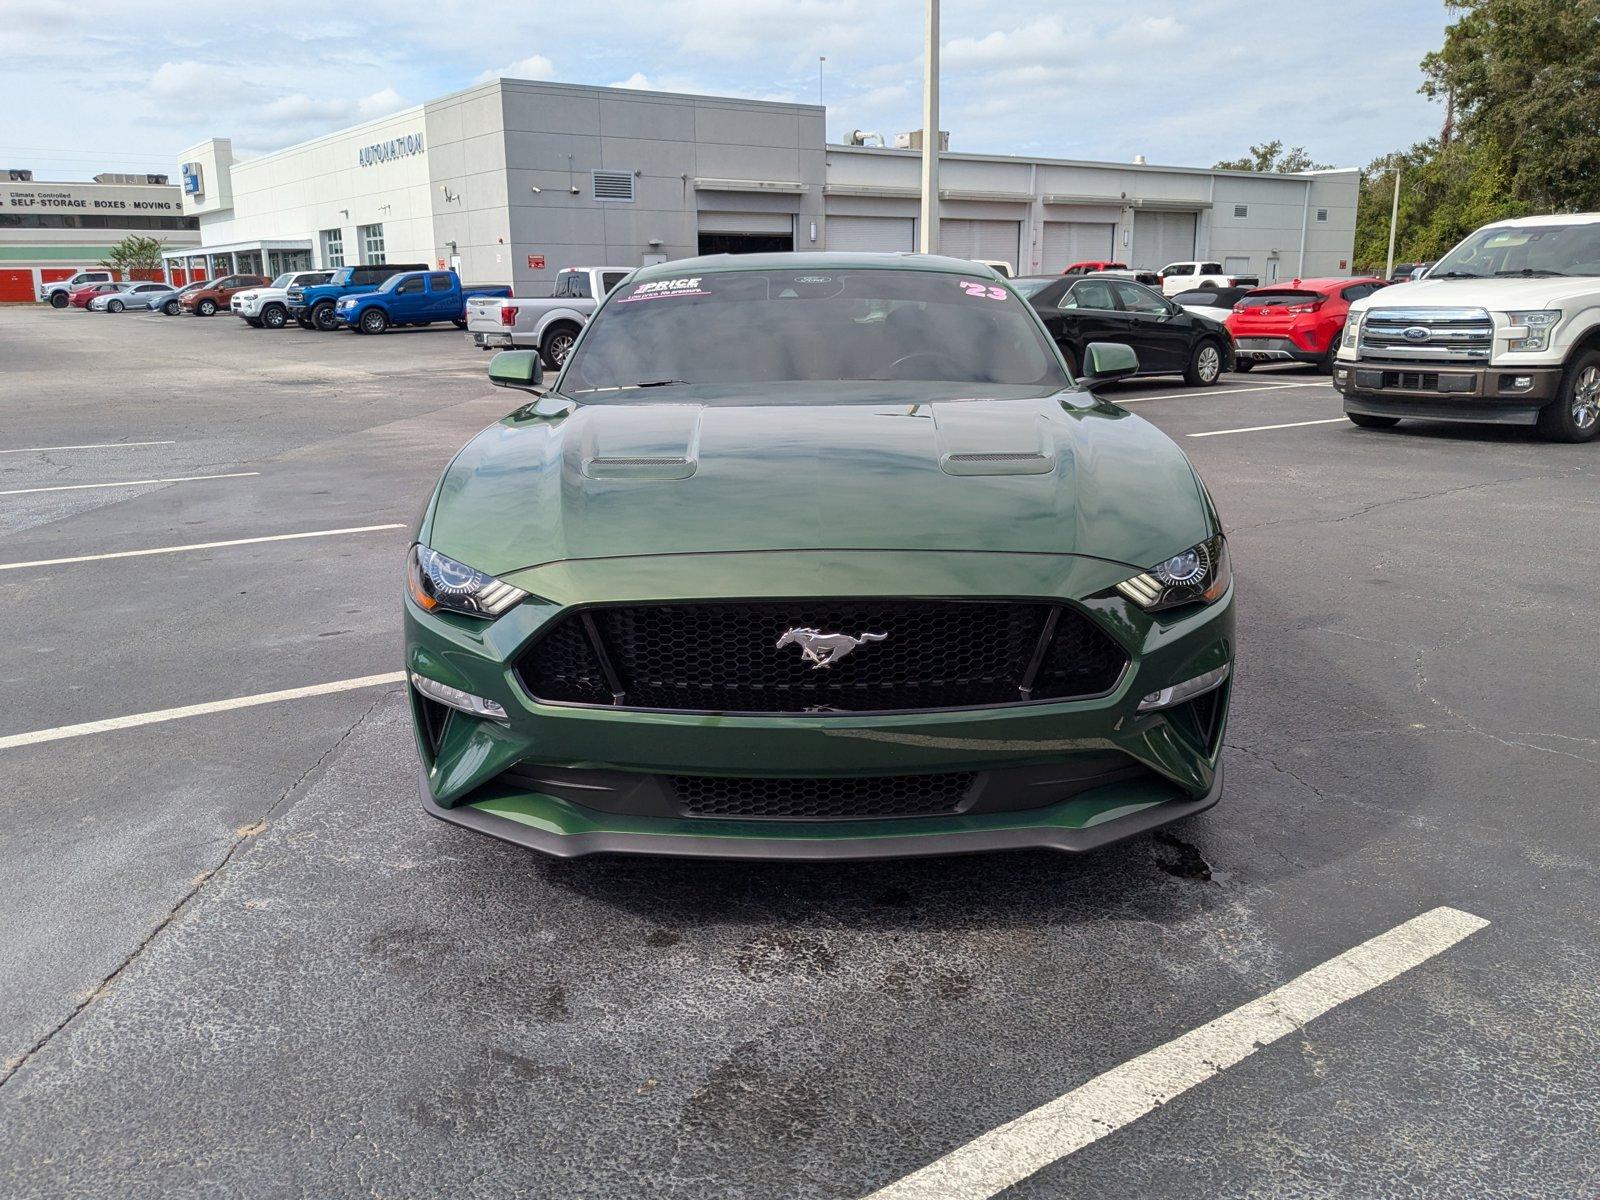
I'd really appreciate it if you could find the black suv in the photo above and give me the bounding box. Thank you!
[288,264,429,331]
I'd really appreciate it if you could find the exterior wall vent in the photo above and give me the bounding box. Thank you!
[1233,204,1249,219]
[593,170,635,202]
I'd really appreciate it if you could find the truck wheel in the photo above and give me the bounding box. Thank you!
[359,308,389,335]
[312,302,339,331]
[163,299,180,316]
[1183,339,1223,386]
[1537,350,1600,443]
[107,299,125,313]
[261,304,287,329]
[50,291,69,309]
[541,324,579,369]
[197,298,217,316]
[1347,412,1400,429]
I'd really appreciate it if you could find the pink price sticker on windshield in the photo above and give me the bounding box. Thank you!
[958,279,1007,300]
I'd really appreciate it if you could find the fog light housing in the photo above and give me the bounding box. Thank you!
[410,672,508,721]
[1137,663,1231,713]
[1511,375,1533,391]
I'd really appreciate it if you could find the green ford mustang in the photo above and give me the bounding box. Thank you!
[405,252,1234,859]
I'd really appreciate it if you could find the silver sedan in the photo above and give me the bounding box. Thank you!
[89,282,179,313]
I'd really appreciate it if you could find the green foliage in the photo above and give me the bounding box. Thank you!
[1213,140,1332,173]
[99,235,166,273]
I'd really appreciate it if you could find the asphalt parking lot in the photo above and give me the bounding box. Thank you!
[2,305,1597,1198]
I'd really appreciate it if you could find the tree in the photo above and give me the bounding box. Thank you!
[1213,140,1332,173]
[100,234,166,276]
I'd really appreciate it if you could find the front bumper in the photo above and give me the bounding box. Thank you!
[1334,361,1559,425]
[405,550,1234,860]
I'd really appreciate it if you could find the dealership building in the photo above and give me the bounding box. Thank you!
[167,78,1359,292]
[0,172,200,301]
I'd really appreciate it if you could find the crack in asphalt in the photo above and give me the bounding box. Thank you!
[0,690,395,1091]
[1229,471,1577,533]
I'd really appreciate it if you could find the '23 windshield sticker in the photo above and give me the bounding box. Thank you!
[958,279,1007,300]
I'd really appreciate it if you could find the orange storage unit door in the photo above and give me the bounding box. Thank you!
[0,269,36,302]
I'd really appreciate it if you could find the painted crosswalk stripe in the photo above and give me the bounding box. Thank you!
[0,673,408,752]
[0,440,176,455]
[1187,417,1349,438]
[862,906,1491,1200]
[0,471,258,497]
[0,523,407,572]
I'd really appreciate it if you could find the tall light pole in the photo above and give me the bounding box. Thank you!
[918,0,940,254]
[1384,163,1402,278]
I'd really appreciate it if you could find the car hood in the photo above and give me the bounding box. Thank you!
[1354,276,1600,314]
[425,385,1214,577]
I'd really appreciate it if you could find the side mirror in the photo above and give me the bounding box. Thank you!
[488,349,544,392]
[1079,342,1139,386]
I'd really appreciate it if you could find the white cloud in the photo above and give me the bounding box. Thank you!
[476,53,554,84]
[609,71,655,90]
[147,59,236,97]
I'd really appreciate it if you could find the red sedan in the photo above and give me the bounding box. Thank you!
[1226,277,1387,372]
[69,281,126,309]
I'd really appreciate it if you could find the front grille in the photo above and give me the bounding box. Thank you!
[1360,307,1493,363]
[519,600,1128,714]
[670,772,976,819]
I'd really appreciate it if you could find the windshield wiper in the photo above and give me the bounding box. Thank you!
[1493,268,1568,277]
[1428,271,1483,279]
[629,379,691,388]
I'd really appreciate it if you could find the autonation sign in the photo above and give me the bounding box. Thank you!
[358,132,424,168]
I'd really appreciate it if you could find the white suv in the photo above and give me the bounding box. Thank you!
[1336,213,1600,442]
[232,270,332,328]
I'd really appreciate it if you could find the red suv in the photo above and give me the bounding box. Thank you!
[181,274,269,316]
[1061,260,1127,275]
[1226,277,1387,372]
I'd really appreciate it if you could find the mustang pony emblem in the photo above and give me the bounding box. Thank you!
[775,627,888,669]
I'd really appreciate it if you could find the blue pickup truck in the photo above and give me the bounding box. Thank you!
[336,270,511,334]
[287,263,428,331]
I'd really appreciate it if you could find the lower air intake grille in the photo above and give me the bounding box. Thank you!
[670,772,976,820]
[519,600,1127,714]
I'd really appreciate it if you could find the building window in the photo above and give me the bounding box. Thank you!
[1316,208,1329,222]
[321,228,344,268]
[1232,204,1248,219]
[592,170,635,202]
[359,223,385,264]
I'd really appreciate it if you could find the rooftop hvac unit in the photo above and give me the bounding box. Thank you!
[892,130,949,151]
[7,169,33,181]
[92,172,169,185]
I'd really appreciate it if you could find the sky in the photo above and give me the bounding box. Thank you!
[0,0,1452,181]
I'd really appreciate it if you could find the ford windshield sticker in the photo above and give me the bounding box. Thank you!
[619,277,708,302]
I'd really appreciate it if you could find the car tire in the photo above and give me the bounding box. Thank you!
[197,298,217,316]
[296,314,315,330]
[107,299,124,313]
[163,299,180,316]
[312,302,340,331]
[540,323,580,369]
[1346,412,1400,429]
[49,291,69,309]
[1183,339,1223,387]
[262,304,287,329]
[359,308,389,335]
[1537,349,1600,443]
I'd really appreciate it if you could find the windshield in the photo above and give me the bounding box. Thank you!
[1010,278,1056,298]
[268,273,294,288]
[1237,290,1320,308]
[377,273,404,293]
[561,268,1068,395]
[329,268,355,287]
[1433,223,1600,278]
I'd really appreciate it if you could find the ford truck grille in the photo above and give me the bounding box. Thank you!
[519,600,1129,714]
[1359,307,1493,363]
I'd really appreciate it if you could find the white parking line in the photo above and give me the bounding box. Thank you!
[0,523,407,572]
[0,672,408,752]
[1113,381,1331,404]
[0,440,176,456]
[862,906,1490,1200]
[0,471,258,497]
[1187,417,1348,438]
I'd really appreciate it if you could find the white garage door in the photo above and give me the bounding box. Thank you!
[1131,211,1197,271]
[938,219,1021,273]
[827,215,916,253]
[1041,221,1116,272]
[697,211,795,234]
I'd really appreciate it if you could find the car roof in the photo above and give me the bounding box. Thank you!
[629,251,1003,282]
[1481,213,1600,229]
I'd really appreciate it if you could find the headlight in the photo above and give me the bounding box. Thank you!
[407,544,527,618]
[1506,309,1560,352]
[1341,313,1363,349]
[1116,536,1230,612]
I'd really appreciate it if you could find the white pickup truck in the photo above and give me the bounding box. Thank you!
[1157,260,1259,296]
[465,266,632,367]
[1335,213,1600,442]
[40,269,113,307]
